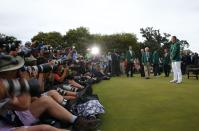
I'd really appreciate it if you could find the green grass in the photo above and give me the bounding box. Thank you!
[93,75,199,131]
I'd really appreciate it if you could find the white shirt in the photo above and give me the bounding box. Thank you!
[129,50,132,56]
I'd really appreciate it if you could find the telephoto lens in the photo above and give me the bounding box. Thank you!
[31,65,39,72]
[54,59,62,65]
[39,64,53,73]
[54,59,68,65]
[20,66,33,74]
[1,78,41,97]
[56,88,67,96]
[20,66,29,72]
[22,64,57,74]
[20,66,27,72]
[62,84,78,92]
[52,64,58,72]
[32,64,53,73]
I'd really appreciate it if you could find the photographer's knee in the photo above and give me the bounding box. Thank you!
[39,95,54,105]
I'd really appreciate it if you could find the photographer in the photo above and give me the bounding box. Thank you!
[0,55,69,131]
[53,64,84,89]
[20,58,84,101]
[54,64,68,84]
[26,65,78,100]
[0,54,100,131]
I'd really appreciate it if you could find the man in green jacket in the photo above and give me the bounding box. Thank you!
[152,50,160,76]
[126,46,135,77]
[142,47,152,79]
[140,49,145,77]
[170,36,182,84]
[163,48,170,77]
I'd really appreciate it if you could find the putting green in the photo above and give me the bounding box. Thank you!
[94,75,199,131]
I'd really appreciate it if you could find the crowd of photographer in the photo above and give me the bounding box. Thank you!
[0,37,111,131]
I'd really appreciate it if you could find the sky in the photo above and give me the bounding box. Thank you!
[0,0,199,52]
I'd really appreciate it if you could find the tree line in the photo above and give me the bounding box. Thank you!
[1,27,189,56]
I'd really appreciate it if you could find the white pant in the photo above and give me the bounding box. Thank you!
[171,61,182,82]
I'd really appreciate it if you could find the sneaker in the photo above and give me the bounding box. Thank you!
[170,80,177,83]
[72,116,101,131]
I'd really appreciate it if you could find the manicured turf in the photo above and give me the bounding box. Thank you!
[93,75,199,131]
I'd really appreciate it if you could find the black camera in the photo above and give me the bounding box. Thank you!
[1,78,40,97]
[32,64,59,73]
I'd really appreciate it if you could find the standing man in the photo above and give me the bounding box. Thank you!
[152,50,160,76]
[170,36,182,84]
[115,50,121,76]
[163,48,170,77]
[142,47,151,79]
[107,52,112,74]
[126,46,135,77]
[140,49,145,77]
[111,49,120,76]
[181,51,191,75]
[192,53,199,65]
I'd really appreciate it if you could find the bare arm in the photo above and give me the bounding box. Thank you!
[13,124,70,131]
[10,93,31,111]
[57,68,68,83]
[0,80,8,100]
[38,73,45,93]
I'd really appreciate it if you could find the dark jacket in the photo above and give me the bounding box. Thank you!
[126,50,135,63]
[142,52,152,65]
[152,51,159,64]
[163,53,170,65]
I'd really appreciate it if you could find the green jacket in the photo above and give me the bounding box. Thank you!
[152,51,159,64]
[170,41,181,62]
[163,53,170,65]
[142,51,152,65]
[120,53,126,62]
[126,50,135,63]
